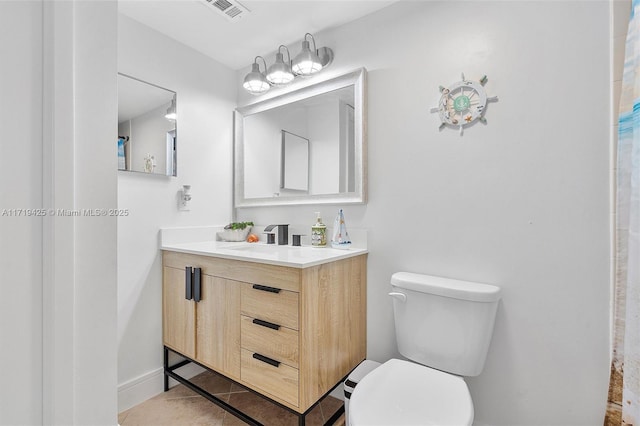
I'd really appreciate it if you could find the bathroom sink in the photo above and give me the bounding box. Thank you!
[161,238,366,267]
[226,244,288,253]
[224,244,328,260]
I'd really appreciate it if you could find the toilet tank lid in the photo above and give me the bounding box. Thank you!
[391,272,501,302]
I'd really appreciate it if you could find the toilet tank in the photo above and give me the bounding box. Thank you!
[390,272,501,377]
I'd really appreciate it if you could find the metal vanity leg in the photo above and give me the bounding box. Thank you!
[163,346,169,392]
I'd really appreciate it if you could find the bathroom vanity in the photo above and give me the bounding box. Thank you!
[161,240,367,425]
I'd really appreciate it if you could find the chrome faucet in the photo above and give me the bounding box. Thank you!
[264,224,289,245]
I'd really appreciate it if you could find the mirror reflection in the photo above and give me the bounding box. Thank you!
[281,130,309,193]
[117,73,177,176]
[235,68,366,207]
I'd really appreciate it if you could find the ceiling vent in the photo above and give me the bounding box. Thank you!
[200,0,249,22]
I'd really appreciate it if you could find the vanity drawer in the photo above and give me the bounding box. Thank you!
[241,283,299,330]
[241,315,299,368]
[241,349,299,407]
[162,251,300,292]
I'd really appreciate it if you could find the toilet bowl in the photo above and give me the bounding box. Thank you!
[348,272,501,426]
[349,359,473,426]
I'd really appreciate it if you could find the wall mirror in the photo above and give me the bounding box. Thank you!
[117,73,177,176]
[234,68,366,207]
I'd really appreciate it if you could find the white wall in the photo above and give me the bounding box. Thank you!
[117,14,236,411]
[236,1,611,424]
[1,1,119,424]
[70,3,119,422]
[0,2,43,423]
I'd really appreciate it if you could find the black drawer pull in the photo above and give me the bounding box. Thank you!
[252,353,280,368]
[193,267,202,302]
[252,318,281,330]
[185,267,193,300]
[252,284,281,294]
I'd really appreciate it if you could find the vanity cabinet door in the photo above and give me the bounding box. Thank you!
[196,276,241,380]
[162,266,196,359]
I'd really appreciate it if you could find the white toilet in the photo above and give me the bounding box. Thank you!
[349,272,501,426]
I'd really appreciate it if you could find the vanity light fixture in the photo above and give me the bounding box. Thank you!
[291,33,333,76]
[242,34,334,95]
[243,56,270,95]
[165,98,177,121]
[266,45,294,86]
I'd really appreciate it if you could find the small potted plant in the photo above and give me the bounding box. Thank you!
[217,221,254,242]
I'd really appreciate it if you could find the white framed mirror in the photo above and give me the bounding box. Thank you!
[117,73,177,176]
[234,68,367,207]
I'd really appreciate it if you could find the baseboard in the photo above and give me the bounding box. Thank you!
[118,363,205,413]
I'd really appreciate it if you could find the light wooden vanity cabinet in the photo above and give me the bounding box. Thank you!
[162,262,241,380]
[162,250,367,414]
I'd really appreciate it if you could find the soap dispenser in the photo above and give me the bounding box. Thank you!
[311,212,327,247]
[331,209,352,250]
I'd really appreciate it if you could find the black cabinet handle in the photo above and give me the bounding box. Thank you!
[252,353,280,368]
[185,267,193,300]
[252,318,281,330]
[193,267,202,302]
[252,284,281,294]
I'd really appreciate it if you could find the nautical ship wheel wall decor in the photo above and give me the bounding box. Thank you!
[430,73,498,136]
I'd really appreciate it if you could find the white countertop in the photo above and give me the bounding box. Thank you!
[161,240,368,268]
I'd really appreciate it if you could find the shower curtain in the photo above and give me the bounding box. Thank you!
[606,1,640,424]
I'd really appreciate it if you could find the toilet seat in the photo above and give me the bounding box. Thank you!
[349,359,474,426]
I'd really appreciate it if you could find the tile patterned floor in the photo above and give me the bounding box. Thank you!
[118,370,346,426]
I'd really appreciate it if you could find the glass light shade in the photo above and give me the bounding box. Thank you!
[243,63,270,95]
[266,52,294,85]
[291,40,322,76]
